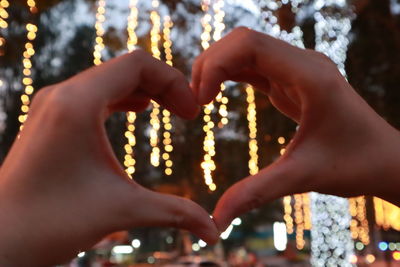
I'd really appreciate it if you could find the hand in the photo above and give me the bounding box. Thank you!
[191,27,400,231]
[0,50,218,266]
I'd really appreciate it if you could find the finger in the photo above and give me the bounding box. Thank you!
[191,57,204,101]
[66,49,200,120]
[212,157,308,232]
[108,92,150,113]
[194,27,318,105]
[229,69,270,94]
[127,188,219,245]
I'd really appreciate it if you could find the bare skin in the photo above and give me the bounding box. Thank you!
[1,27,399,266]
[0,50,219,266]
[191,27,400,232]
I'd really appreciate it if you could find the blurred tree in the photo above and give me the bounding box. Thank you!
[1,0,400,254]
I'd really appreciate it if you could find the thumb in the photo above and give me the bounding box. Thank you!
[212,157,308,232]
[124,187,219,245]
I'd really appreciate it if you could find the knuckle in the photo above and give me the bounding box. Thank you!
[129,49,152,65]
[233,26,251,35]
[31,86,52,106]
[304,49,342,85]
[42,85,82,123]
[232,27,259,42]
[29,86,54,115]
[307,49,336,68]
[130,48,148,59]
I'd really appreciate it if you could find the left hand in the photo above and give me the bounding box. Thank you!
[0,50,219,266]
[191,28,400,232]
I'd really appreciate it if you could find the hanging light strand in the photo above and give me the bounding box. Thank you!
[200,0,216,192]
[93,0,106,66]
[356,196,370,245]
[302,192,312,230]
[294,193,305,250]
[211,0,228,127]
[246,85,258,175]
[373,197,400,231]
[161,16,174,176]
[0,0,9,31]
[123,0,139,178]
[149,0,162,167]
[0,0,9,86]
[18,0,38,129]
[283,195,294,234]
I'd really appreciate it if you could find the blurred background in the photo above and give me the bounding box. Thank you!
[1,0,400,266]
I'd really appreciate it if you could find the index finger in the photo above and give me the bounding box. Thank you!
[191,27,332,105]
[65,50,200,119]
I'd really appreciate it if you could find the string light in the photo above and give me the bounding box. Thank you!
[149,0,162,167]
[349,197,370,245]
[0,0,9,134]
[0,0,9,30]
[161,16,174,176]
[246,85,259,175]
[0,0,9,71]
[303,193,312,230]
[373,197,400,231]
[283,196,294,234]
[163,16,173,66]
[126,0,138,51]
[123,0,139,178]
[18,0,38,129]
[211,0,229,127]
[200,0,217,191]
[356,197,369,245]
[200,0,212,50]
[294,194,305,250]
[93,0,106,66]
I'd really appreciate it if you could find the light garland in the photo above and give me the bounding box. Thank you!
[161,16,174,176]
[18,0,38,130]
[246,85,259,175]
[311,1,355,265]
[283,196,294,234]
[281,138,310,250]
[123,0,139,178]
[349,197,370,245]
[0,0,9,74]
[0,0,9,30]
[212,0,229,127]
[0,0,9,134]
[257,0,305,47]
[373,197,400,231]
[200,0,216,192]
[294,193,305,250]
[149,0,162,168]
[302,192,312,231]
[93,0,106,66]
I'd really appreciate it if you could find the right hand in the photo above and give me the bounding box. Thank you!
[191,27,400,232]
